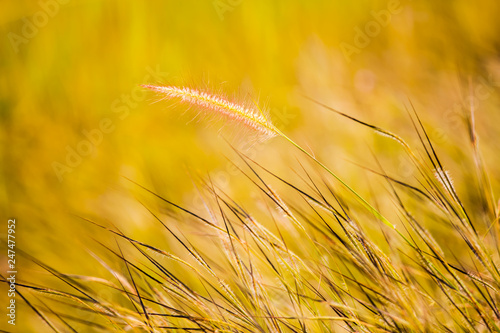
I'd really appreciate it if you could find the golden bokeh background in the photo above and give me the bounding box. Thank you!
[1,0,500,331]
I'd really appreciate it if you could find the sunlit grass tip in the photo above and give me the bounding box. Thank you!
[141,84,278,139]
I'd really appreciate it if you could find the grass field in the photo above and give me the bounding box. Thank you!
[1,0,500,332]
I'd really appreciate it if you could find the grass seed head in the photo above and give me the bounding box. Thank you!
[142,84,278,140]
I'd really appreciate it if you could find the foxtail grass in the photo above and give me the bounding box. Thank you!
[141,85,279,140]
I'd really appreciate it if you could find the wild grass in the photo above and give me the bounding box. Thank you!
[3,86,499,332]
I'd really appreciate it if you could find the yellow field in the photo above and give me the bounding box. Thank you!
[1,1,500,332]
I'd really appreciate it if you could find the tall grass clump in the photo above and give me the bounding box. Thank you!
[5,85,500,332]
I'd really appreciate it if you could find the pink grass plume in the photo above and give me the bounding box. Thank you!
[141,84,278,140]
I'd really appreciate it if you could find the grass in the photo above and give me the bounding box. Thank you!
[3,86,499,332]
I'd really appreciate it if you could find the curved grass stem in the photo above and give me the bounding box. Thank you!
[272,126,396,230]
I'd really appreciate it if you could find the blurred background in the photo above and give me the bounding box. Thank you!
[1,0,500,331]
